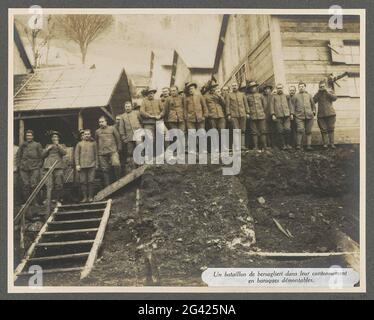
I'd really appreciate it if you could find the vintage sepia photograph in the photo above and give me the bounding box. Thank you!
[8,8,365,293]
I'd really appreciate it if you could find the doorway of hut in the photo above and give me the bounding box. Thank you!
[19,114,79,148]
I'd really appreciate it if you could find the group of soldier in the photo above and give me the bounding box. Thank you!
[138,78,338,152]
[14,77,338,210]
[15,110,137,208]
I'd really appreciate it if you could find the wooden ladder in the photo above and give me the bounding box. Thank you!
[14,199,112,282]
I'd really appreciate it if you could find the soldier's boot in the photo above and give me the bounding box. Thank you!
[321,132,329,149]
[55,189,63,203]
[103,171,111,187]
[306,134,313,151]
[285,133,292,149]
[295,133,303,150]
[114,166,122,181]
[252,135,259,151]
[80,184,88,203]
[267,135,272,149]
[280,134,287,150]
[260,134,268,150]
[88,184,95,202]
[328,132,336,149]
[241,134,247,151]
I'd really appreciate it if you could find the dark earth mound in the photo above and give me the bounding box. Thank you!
[16,147,359,286]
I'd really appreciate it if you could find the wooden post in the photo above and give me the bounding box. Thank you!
[232,15,241,64]
[80,200,112,279]
[14,160,58,224]
[135,188,140,215]
[46,183,52,219]
[19,119,25,145]
[78,111,84,130]
[269,16,287,86]
[20,214,25,250]
[94,165,148,201]
[14,204,61,281]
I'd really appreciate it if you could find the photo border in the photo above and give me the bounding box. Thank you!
[0,0,372,300]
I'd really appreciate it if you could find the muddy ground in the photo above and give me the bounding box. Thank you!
[16,147,359,286]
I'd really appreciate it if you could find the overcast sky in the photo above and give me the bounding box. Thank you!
[18,14,222,75]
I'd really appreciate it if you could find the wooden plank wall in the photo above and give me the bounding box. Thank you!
[216,15,273,87]
[280,17,361,144]
[247,35,274,85]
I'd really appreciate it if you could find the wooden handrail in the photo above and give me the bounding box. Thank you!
[14,160,59,224]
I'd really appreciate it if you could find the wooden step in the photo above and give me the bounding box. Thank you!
[59,201,108,209]
[34,240,94,257]
[40,229,98,243]
[48,218,102,231]
[29,252,90,262]
[53,211,104,221]
[36,240,95,247]
[19,267,84,277]
[25,252,90,270]
[44,228,99,235]
[49,218,102,225]
[57,208,104,214]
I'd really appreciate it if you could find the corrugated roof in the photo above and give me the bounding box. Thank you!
[14,66,126,112]
[14,74,33,96]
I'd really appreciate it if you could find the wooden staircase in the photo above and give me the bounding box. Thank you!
[14,200,112,281]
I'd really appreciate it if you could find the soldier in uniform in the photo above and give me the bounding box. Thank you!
[115,115,122,132]
[221,86,230,98]
[245,81,268,151]
[203,80,226,131]
[262,84,274,148]
[290,81,316,151]
[184,82,208,131]
[75,129,98,203]
[160,87,170,112]
[164,86,185,132]
[270,83,293,150]
[42,131,67,202]
[140,88,165,138]
[95,116,122,186]
[287,86,297,146]
[288,86,296,98]
[162,86,186,157]
[162,87,170,98]
[16,130,43,203]
[313,80,338,149]
[119,101,143,172]
[183,82,208,154]
[225,82,250,150]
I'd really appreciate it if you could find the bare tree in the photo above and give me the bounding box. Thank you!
[25,17,41,67]
[44,15,56,65]
[18,15,55,67]
[57,15,113,64]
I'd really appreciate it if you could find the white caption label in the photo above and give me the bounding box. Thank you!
[202,267,359,288]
